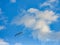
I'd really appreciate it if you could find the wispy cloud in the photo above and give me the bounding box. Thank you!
[11,8,59,41]
[0,8,3,14]
[10,0,16,3]
[0,8,8,22]
[0,8,8,31]
[0,8,8,25]
[15,43,22,45]
[0,39,9,45]
[40,0,59,9]
[0,26,6,30]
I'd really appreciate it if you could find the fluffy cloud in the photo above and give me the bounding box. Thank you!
[0,39,9,45]
[11,8,59,41]
[15,43,22,45]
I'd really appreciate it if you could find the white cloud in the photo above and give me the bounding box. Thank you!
[11,8,59,41]
[10,0,16,3]
[19,15,36,27]
[0,39,9,45]
[15,43,22,45]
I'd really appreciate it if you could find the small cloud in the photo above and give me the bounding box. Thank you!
[15,43,22,45]
[0,39,9,45]
[0,26,6,30]
[10,0,16,3]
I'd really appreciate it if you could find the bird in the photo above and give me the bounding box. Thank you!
[15,31,23,37]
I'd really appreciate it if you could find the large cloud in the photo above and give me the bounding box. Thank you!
[11,8,59,41]
[0,39,9,45]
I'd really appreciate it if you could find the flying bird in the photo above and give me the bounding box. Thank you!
[15,31,23,37]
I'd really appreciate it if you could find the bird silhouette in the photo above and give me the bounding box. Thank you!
[15,32,23,37]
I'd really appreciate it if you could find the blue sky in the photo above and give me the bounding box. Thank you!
[0,0,60,45]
